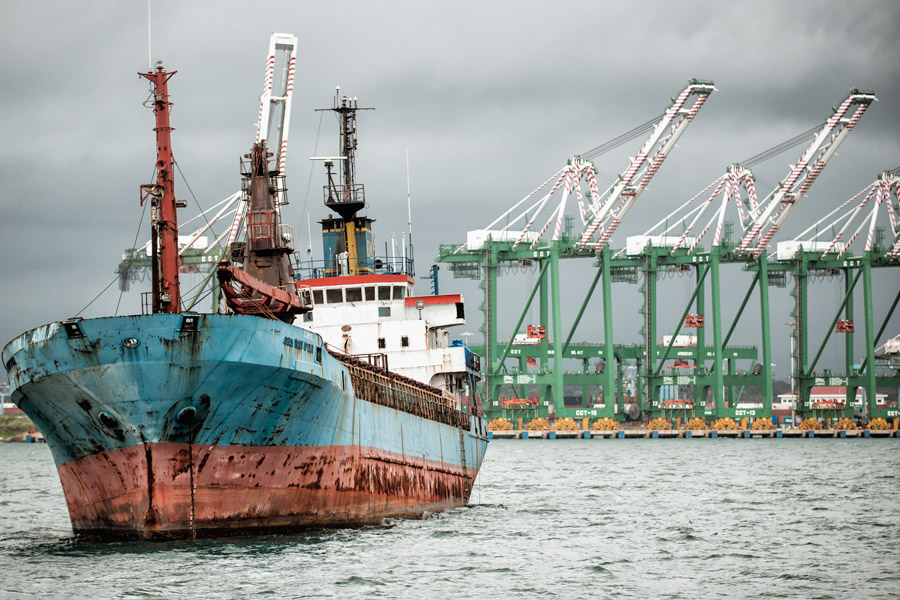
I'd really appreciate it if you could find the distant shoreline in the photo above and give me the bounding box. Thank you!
[0,414,37,442]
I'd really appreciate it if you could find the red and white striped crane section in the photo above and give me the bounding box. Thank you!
[469,79,715,254]
[637,89,876,259]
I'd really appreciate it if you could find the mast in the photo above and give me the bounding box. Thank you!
[315,90,375,276]
[140,62,181,314]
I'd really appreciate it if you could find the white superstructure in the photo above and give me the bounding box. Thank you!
[295,273,481,403]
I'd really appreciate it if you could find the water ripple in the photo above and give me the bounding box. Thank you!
[1,440,899,599]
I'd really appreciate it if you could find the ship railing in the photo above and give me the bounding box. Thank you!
[351,352,389,371]
[323,183,364,206]
[279,224,295,251]
[329,349,469,429]
[240,160,289,205]
[291,254,415,279]
[141,292,153,315]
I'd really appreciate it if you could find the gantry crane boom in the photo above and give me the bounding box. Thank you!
[790,170,900,260]
[638,89,877,259]
[737,89,876,258]
[475,79,715,254]
[577,79,715,250]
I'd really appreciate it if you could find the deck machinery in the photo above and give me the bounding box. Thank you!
[118,33,298,312]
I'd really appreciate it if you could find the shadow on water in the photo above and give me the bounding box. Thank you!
[4,503,504,560]
[6,524,394,559]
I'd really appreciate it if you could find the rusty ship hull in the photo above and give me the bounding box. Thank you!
[2,313,488,539]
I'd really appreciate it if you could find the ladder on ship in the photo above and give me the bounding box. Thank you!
[458,428,467,480]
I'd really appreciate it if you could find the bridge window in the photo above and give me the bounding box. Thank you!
[378,286,391,300]
[393,286,405,300]
[313,290,323,305]
[364,287,375,301]
[346,287,362,302]
[326,288,343,304]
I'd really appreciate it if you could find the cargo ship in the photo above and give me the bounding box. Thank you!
[1,58,488,539]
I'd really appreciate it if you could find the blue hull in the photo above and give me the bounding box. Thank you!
[2,314,488,538]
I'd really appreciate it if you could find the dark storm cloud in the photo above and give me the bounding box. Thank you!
[1,0,898,376]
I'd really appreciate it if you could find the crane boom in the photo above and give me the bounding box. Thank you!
[480,79,715,254]
[577,78,715,250]
[737,88,876,258]
[120,34,299,312]
[640,88,877,259]
[787,170,900,260]
[226,32,298,248]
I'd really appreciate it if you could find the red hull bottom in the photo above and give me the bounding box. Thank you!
[57,443,475,539]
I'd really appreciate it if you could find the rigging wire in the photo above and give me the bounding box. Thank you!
[741,122,823,167]
[174,158,222,252]
[79,274,131,319]
[114,188,151,316]
[581,113,663,161]
[299,111,326,247]
[77,168,155,318]
[179,270,213,301]
[185,279,216,309]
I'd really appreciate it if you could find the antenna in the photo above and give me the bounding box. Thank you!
[307,211,314,263]
[406,146,414,275]
[147,0,152,70]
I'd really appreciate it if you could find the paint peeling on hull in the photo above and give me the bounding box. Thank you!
[2,314,488,539]
[60,443,475,539]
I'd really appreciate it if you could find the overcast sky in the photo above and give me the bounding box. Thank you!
[2,0,898,380]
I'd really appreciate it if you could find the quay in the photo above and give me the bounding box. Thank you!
[487,429,900,440]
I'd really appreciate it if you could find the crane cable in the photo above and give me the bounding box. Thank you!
[580,113,664,161]
[741,122,824,168]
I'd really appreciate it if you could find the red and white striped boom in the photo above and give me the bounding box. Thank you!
[226,32,298,248]
[576,79,715,250]
[790,170,900,261]
[641,88,877,258]
[471,79,714,253]
[737,89,876,258]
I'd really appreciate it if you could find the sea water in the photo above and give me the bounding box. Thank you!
[1,439,898,599]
